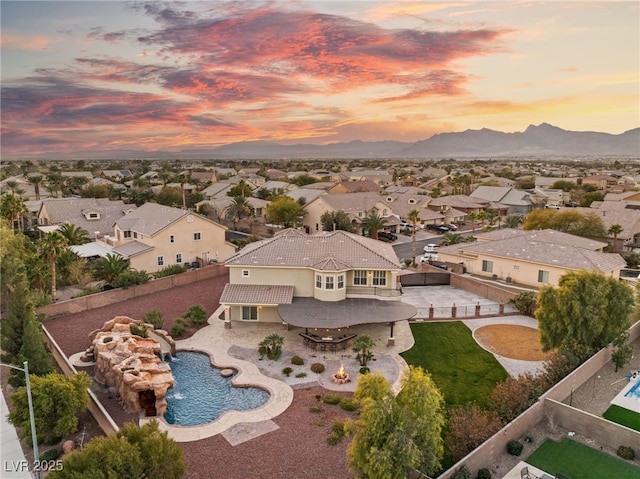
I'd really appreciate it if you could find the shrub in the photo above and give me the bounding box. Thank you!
[72,286,101,298]
[185,305,208,325]
[326,432,343,446]
[452,466,471,479]
[258,334,284,361]
[476,468,492,479]
[339,398,358,412]
[617,445,635,460]
[310,363,325,374]
[359,367,370,375]
[130,323,148,338]
[40,448,61,461]
[309,406,322,413]
[332,421,345,436]
[43,433,62,446]
[323,394,341,405]
[291,355,304,366]
[111,270,150,289]
[170,317,188,337]
[295,372,307,378]
[154,264,186,278]
[508,291,537,316]
[143,309,164,330]
[507,440,523,457]
[282,367,293,377]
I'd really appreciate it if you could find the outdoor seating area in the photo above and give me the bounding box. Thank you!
[520,466,569,479]
[299,332,357,352]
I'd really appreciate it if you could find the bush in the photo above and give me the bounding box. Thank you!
[339,398,358,411]
[359,367,370,375]
[282,367,293,377]
[43,433,62,446]
[170,317,188,337]
[476,468,492,479]
[310,363,325,374]
[326,432,343,446]
[291,355,304,366]
[143,309,164,330]
[452,466,471,479]
[507,440,524,457]
[111,270,150,289]
[154,264,186,278]
[295,372,307,378]
[185,305,208,325]
[40,448,61,461]
[309,406,322,413]
[332,421,345,436]
[130,323,148,338]
[617,445,635,460]
[323,394,341,405]
[72,286,101,298]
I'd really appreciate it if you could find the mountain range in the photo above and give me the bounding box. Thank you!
[208,123,639,159]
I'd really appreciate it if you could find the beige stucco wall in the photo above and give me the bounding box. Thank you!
[226,304,281,323]
[123,216,235,274]
[439,251,622,288]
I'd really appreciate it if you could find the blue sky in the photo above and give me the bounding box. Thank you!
[1,1,638,158]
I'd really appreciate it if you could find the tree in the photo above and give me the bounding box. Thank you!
[489,372,547,423]
[508,291,538,316]
[225,196,251,229]
[93,253,129,285]
[175,173,188,208]
[49,421,185,479]
[227,180,253,197]
[503,214,524,229]
[320,210,355,232]
[39,231,68,301]
[258,334,284,360]
[580,191,604,207]
[523,209,606,238]
[347,366,445,479]
[442,232,463,246]
[361,211,387,240]
[352,335,376,367]
[536,270,635,355]
[0,222,30,309]
[156,187,183,207]
[28,175,44,200]
[265,196,304,228]
[0,193,26,230]
[608,223,624,252]
[445,404,504,461]
[466,211,480,234]
[1,272,31,366]
[550,180,577,192]
[58,223,91,245]
[407,209,421,266]
[8,371,91,444]
[18,314,54,381]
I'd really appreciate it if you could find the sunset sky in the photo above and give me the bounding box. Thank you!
[1,1,638,159]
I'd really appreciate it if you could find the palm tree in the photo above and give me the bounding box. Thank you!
[93,253,129,285]
[225,196,251,230]
[175,173,188,208]
[28,175,43,200]
[361,211,387,240]
[39,231,68,301]
[407,209,421,266]
[608,223,624,252]
[467,212,479,234]
[58,223,91,245]
[504,214,525,229]
[442,232,464,246]
[352,335,376,367]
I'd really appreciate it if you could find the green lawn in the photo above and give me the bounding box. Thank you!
[603,404,640,432]
[526,438,640,479]
[400,321,508,407]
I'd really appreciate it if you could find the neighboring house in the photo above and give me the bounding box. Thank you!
[202,181,235,200]
[37,198,136,239]
[100,169,133,181]
[220,229,416,334]
[282,187,326,205]
[328,180,383,194]
[437,229,626,288]
[101,203,236,273]
[469,186,534,215]
[304,192,391,234]
[347,170,393,186]
[578,200,640,249]
[196,196,269,220]
[259,180,297,196]
[582,174,619,190]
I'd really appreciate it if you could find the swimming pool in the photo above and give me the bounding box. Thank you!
[624,379,640,400]
[164,351,270,426]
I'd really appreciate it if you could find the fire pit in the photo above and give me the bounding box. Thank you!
[331,363,351,384]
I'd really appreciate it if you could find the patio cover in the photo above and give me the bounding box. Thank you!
[220,284,295,305]
[278,298,417,329]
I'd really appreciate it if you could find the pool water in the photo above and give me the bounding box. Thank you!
[164,351,270,426]
[624,379,640,400]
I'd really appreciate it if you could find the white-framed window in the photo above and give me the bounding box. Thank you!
[170,235,175,244]
[482,260,493,273]
[513,265,520,271]
[194,232,201,240]
[123,230,131,238]
[316,274,322,289]
[325,276,334,290]
[242,270,250,277]
[354,270,367,285]
[538,270,549,284]
[176,253,182,263]
[337,274,344,289]
[134,232,138,239]
[157,256,164,266]
[372,271,386,286]
[242,306,258,321]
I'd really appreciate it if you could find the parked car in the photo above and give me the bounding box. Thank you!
[419,253,438,263]
[444,223,458,231]
[378,231,397,241]
[423,243,438,253]
[426,223,450,233]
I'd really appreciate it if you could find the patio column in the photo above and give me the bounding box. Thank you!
[387,322,395,346]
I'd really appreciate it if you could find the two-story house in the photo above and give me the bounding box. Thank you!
[220,229,416,337]
[102,203,236,273]
[304,192,392,234]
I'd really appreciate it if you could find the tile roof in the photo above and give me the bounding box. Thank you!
[115,203,188,236]
[311,192,383,214]
[112,240,154,257]
[220,284,294,305]
[225,229,400,270]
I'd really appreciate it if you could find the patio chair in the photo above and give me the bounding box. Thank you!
[521,467,537,479]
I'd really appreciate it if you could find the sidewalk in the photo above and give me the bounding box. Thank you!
[1,388,32,479]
